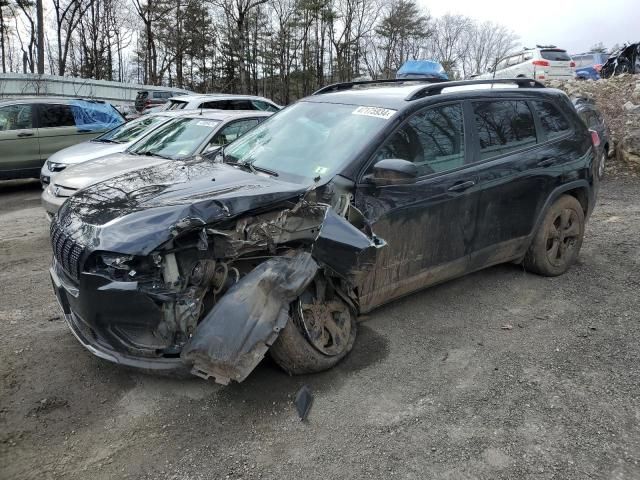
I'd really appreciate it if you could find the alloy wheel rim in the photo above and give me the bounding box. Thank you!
[545,208,580,266]
[297,292,351,356]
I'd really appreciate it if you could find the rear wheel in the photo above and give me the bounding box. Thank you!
[598,149,606,178]
[524,195,585,276]
[270,279,357,375]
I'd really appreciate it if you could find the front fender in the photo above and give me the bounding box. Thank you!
[180,252,318,384]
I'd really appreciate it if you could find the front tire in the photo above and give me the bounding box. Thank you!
[524,195,585,276]
[270,282,357,375]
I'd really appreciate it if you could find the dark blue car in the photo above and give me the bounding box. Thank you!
[573,52,609,80]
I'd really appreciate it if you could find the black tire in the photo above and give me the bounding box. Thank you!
[524,195,585,277]
[598,149,606,179]
[270,287,357,375]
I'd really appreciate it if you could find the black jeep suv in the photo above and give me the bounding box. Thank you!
[50,78,599,384]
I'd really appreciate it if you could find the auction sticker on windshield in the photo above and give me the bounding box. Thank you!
[352,106,396,120]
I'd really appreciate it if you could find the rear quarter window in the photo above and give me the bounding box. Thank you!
[540,50,571,61]
[531,100,571,139]
[473,100,537,160]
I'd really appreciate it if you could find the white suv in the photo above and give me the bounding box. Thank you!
[162,94,282,113]
[478,46,575,81]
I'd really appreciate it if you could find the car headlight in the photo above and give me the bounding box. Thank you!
[100,253,134,269]
[47,161,67,172]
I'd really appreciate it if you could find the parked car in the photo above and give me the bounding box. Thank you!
[49,78,599,384]
[40,110,197,186]
[42,110,270,217]
[573,98,610,178]
[572,52,609,80]
[0,98,123,180]
[134,90,188,113]
[478,46,576,81]
[163,94,282,112]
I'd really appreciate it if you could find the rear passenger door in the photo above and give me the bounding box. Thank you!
[355,102,480,311]
[467,98,574,270]
[36,103,86,160]
[0,103,40,175]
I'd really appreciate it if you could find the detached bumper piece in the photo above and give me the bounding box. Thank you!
[181,252,318,384]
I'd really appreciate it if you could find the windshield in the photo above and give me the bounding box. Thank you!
[94,115,168,144]
[129,117,220,159]
[223,102,393,182]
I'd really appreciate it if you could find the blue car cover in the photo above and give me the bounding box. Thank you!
[70,100,124,132]
[396,60,449,80]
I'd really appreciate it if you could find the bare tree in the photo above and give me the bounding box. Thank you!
[458,21,519,78]
[374,0,431,78]
[52,0,96,75]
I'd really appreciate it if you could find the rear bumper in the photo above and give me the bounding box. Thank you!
[50,260,189,373]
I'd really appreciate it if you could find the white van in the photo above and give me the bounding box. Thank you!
[478,46,575,81]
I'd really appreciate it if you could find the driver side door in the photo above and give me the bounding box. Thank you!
[354,101,480,312]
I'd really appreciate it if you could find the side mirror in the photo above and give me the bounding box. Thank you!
[202,144,221,160]
[365,159,418,186]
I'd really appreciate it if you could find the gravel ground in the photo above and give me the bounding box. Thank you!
[1,174,639,480]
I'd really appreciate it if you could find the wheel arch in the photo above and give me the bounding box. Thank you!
[531,181,591,240]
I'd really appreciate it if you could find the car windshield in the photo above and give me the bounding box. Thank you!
[223,101,394,182]
[540,49,571,61]
[128,117,220,159]
[94,115,168,144]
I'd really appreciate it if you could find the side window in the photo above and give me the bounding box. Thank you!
[228,100,254,110]
[0,104,33,131]
[210,119,259,146]
[531,100,571,140]
[251,100,279,112]
[473,100,537,160]
[39,104,76,128]
[495,58,508,70]
[523,52,534,62]
[201,100,229,110]
[506,55,523,67]
[374,103,465,176]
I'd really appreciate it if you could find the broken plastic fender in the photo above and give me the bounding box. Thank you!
[311,208,385,281]
[181,252,318,384]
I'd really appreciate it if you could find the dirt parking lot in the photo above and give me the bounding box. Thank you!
[1,173,640,480]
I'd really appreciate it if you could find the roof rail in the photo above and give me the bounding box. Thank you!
[312,78,445,95]
[405,78,546,101]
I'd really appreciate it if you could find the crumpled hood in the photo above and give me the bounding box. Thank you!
[56,160,308,255]
[47,141,130,166]
[53,152,169,190]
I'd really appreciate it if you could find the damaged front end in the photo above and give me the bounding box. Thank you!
[51,197,382,384]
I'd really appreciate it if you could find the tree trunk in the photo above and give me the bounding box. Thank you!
[36,0,44,74]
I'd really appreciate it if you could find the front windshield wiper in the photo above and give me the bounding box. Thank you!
[92,138,119,144]
[134,150,173,160]
[226,160,278,177]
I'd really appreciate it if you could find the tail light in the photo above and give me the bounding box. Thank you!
[532,60,550,67]
[589,129,600,147]
[594,64,602,72]
[569,61,576,68]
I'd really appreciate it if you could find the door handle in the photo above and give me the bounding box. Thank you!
[448,180,476,192]
[537,158,555,167]
[77,129,92,133]
[17,132,34,137]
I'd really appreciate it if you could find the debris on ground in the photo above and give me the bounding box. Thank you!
[546,74,640,172]
[294,385,313,421]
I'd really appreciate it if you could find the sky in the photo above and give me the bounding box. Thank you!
[421,0,639,54]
